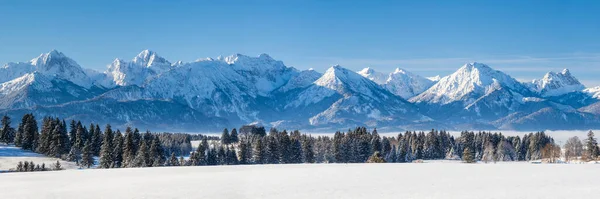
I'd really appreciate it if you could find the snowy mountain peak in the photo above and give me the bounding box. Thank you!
[385,67,434,99]
[529,68,584,96]
[392,67,407,74]
[30,49,70,66]
[358,67,387,85]
[132,49,171,67]
[411,62,525,104]
[458,62,492,73]
[315,65,385,97]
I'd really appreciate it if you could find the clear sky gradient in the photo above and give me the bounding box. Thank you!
[1,0,599,86]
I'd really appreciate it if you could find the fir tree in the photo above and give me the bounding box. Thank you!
[14,122,23,147]
[371,129,382,154]
[112,130,124,168]
[91,124,103,156]
[68,120,77,147]
[301,135,315,163]
[150,136,165,167]
[238,141,250,164]
[20,114,39,151]
[81,140,95,168]
[0,115,15,144]
[168,152,179,166]
[195,137,208,165]
[221,128,230,145]
[67,145,81,165]
[253,138,265,164]
[206,148,218,165]
[98,124,114,168]
[462,147,476,163]
[122,127,136,167]
[230,128,239,143]
[53,160,62,170]
[586,131,599,160]
[133,140,150,167]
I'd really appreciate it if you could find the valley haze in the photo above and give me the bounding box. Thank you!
[1,50,600,132]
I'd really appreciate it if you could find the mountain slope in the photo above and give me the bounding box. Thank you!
[359,67,434,99]
[284,65,428,128]
[101,50,176,87]
[527,69,585,97]
[0,50,94,88]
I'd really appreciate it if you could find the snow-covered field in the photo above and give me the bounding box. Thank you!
[0,144,78,171]
[1,163,598,199]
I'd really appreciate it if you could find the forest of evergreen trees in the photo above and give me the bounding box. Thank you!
[1,114,599,172]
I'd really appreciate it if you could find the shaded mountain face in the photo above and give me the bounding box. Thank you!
[1,50,600,131]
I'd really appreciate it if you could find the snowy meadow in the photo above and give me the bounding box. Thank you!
[1,163,598,199]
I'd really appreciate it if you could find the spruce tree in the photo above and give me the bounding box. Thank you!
[0,115,15,144]
[238,141,250,164]
[37,117,53,154]
[122,128,136,167]
[206,148,218,165]
[49,124,67,158]
[112,130,124,168]
[67,145,81,165]
[230,128,239,143]
[301,135,315,163]
[149,136,165,167]
[221,128,230,145]
[586,131,599,160]
[14,122,23,147]
[168,152,179,166]
[98,124,114,168]
[371,129,382,154]
[81,140,95,168]
[68,120,77,147]
[74,122,87,150]
[21,114,38,151]
[195,137,208,165]
[253,138,265,164]
[133,140,150,167]
[92,124,103,156]
[462,147,476,163]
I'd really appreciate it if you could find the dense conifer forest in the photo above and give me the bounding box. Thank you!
[1,114,599,172]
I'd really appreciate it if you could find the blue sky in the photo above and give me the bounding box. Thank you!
[1,0,600,86]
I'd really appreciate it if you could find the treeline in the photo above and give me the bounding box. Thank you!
[3,113,600,171]
[0,114,195,170]
[11,161,62,172]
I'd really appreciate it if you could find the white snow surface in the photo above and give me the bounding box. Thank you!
[102,50,175,87]
[528,69,585,97]
[1,163,598,199]
[0,50,94,88]
[359,67,434,99]
[357,67,388,84]
[584,86,600,99]
[410,62,528,104]
[0,144,78,171]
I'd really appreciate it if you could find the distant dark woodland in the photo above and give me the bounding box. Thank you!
[1,113,599,172]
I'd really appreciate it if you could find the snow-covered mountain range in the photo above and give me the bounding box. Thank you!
[1,50,600,131]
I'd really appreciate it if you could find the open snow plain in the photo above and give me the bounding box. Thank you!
[1,163,598,199]
[0,144,78,171]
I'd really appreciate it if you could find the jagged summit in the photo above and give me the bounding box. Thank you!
[219,53,275,65]
[358,67,387,85]
[1,50,600,131]
[528,68,584,96]
[132,49,171,67]
[411,62,527,104]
